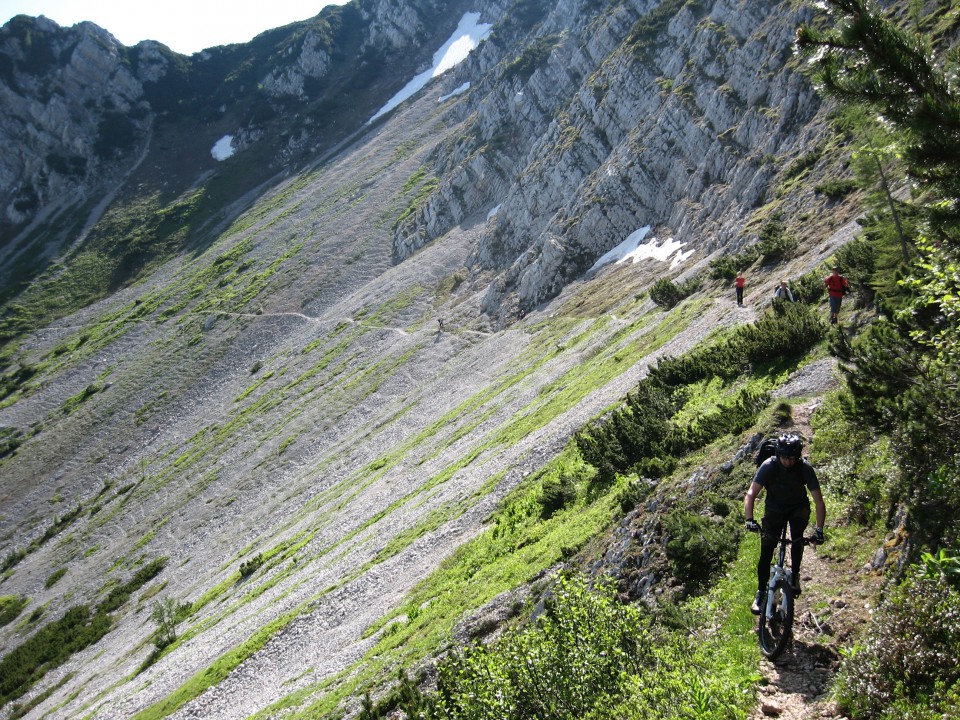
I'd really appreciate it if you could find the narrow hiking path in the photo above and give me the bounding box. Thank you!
[747,401,885,720]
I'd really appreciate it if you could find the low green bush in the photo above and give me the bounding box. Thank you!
[239,554,264,578]
[538,474,576,518]
[576,381,674,485]
[790,269,828,304]
[649,277,699,308]
[577,306,820,488]
[810,389,899,526]
[44,568,67,589]
[0,595,28,627]
[0,605,111,707]
[708,218,797,279]
[816,178,859,199]
[652,304,824,387]
[662,509,741,594]
[834,557,960,719]
[738,303,826,365]
[833,237,879,307]
[0,558,167,706]
[360,572,753,719]
[755,226,799,264]
[98,557,167,613]
[432,574,651,718]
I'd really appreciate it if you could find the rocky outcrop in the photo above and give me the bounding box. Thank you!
[260,31,332,98]
[393,0,825,314]
[0,16,158,245]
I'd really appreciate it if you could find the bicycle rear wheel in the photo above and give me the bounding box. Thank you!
[758,579,793,659]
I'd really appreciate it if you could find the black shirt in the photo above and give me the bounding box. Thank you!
[754,457,819,512]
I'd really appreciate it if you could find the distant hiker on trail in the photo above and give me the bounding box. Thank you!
[437,318,444,331]
[773,280,794,303]
[744,433,826,614]
[734,271,746,306]
[824,266,851,324]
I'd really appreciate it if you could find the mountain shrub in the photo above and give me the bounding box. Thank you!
[790,268,828,305]
[97,557,167,613]
[816,178,858,199]
[151,596,190,650]
[578,306,818,485]
[833,237,880,308]
[648,277,699,308]
[432,574,653,718]
[0,605,112,707]
[576,380,676,485]
[239,553,264,578]
[834,562,960,719]
[810,389,899,527]
[44,568,67,589]
[738,303,826,365]
[0,558,169,707]
[538,474,576,518]
[665,385,769,457]
[755,221,799,263]
[0,363,36,402]
[0,547,26,574]
[662,509,740,594]
[798,0,960,550]
[502,34,563,83]
[649,339,744,386]
[362,573,751,719]
[0,595,28,628]
[709,255,740,280]
[0,426,23,460]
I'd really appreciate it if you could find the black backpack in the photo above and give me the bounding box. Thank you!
[754,437,778,466]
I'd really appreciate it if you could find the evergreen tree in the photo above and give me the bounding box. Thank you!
[797,0,960,246]
[799,0,960,547]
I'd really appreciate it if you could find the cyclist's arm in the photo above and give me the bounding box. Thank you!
[810,487,826,529]
[744,481,763,521]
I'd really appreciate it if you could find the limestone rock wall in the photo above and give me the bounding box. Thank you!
[0,17,153,232]
[393,0,825,314]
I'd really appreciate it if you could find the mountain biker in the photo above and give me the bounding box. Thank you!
[743,433,826,614]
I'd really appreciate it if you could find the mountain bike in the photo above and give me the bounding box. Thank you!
[757,526,815,660]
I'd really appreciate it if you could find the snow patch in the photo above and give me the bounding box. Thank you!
[588,226,695,274]
[486,203,501,221]
[439,82,471,103]
[369,12,492,123]
[211,135,235,161]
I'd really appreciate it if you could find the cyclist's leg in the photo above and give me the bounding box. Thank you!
[758,511,787,589]
[788,505,811,579]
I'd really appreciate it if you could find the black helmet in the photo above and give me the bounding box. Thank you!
[776,433,803,459]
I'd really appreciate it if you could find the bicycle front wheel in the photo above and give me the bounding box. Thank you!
[758,579,793,659]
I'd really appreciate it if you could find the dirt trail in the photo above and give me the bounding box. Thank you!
[747,401,882,720]
[750,550,849,719]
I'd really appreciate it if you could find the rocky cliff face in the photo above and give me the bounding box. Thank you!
[394,0,823,316]
[2,0,821,318]
[0,17,152,233]
[0,0,487,269]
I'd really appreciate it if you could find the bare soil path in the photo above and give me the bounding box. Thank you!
[747,401,884,720]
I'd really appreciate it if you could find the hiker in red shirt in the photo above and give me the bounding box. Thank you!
[734,271,746,306]
[823,266,850,324]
